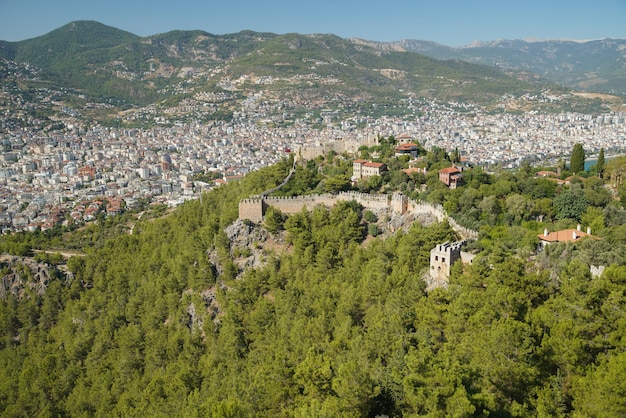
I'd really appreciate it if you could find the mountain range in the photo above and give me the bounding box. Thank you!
[0,21,623,121]
[354,37,626,95]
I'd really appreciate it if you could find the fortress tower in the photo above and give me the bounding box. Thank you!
[238,197,265,222]
[428,241,464,289]
[391,192,408,214]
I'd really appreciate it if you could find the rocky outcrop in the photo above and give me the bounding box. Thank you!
[207,218,286,280]
[0,255,66,300]
[226,218,285,271]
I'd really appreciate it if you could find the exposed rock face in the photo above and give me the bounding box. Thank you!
[225,218,270,249]
[0,255,65,300]
[207,219,285,279]
[226,218,283,271]
[210,205,440,279]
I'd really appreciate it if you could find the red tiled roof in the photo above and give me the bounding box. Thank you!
[538,229,597,243]
[402,167,422,174]
[439,166,461,174]
[396,143,420,149]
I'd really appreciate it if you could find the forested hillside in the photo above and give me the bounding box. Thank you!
[2,153,626,416]
[0,20,600,115]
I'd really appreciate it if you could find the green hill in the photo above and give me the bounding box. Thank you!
[2,154,626,416]
[0,21,560,109]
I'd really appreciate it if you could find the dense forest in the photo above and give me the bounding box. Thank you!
[2,148,626,417]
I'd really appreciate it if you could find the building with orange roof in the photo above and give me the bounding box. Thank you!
[395,143,421,158]
[402,167,427,176]
[536,170,558,178]
[352,159,387,180]
[439,166,464,189]
[537,225,598,249]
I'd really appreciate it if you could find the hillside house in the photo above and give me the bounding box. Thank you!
[537,225,597,250]
[402,167,427,176]
[395,143,421,158]
[395,133,415,144]
[352,159,387,181]
[439,166,464,189]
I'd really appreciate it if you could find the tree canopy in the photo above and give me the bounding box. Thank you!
[596,147,606,178]
[570,143,585,174]
[1,152,626,416]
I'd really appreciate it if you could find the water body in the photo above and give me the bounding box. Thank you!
[584,155,624,171]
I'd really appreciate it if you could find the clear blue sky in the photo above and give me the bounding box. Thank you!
[1,0,625,46]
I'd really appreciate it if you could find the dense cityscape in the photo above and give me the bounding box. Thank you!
[1,92,625,233]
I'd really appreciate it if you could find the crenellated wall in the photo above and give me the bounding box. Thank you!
[238,197,266,222]
[238,191,478,240]
[239,192,407,221]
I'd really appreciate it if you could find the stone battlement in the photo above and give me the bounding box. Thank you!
[239,192,478,240]
[239,192,408,222]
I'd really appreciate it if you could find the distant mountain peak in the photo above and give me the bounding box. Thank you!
[1,20,624,112]
[357,36,626,94]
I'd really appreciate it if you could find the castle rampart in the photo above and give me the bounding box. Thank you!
[239,192,478,240]
[239,186,478,242]
[239,192,408,222]
[238,197,266,222]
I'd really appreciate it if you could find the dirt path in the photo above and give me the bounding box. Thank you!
[31,249,87,258]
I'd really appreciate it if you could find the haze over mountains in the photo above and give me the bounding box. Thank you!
[0,20,624,121]
[356,37,626,95]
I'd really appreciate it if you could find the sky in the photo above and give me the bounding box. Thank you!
[0,0,625,46]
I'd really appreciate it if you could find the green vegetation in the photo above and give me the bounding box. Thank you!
[570,143,585,174]
[1,151,626,416]
[595,147,606,178]
[2,21,626,416]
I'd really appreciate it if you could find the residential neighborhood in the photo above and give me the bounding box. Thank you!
[1,90,625,233]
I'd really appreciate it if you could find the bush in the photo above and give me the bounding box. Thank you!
[368,223,381,237]
[363,210,378,223]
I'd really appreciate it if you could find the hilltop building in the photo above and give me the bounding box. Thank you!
[395,133,416,144]
[395,143,421,158]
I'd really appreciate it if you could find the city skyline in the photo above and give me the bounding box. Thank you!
[1,0,625,46]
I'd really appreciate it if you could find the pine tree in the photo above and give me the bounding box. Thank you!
[570,143,585,174]
[451,147,461,164]
[596,148,605,178]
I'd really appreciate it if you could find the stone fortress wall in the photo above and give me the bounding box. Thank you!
[407,200,478,240]
[239,192,403,221]
[239,192,478,240]
[238,157,478,290]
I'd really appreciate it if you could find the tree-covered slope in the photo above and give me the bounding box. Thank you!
[2,155,626,416]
